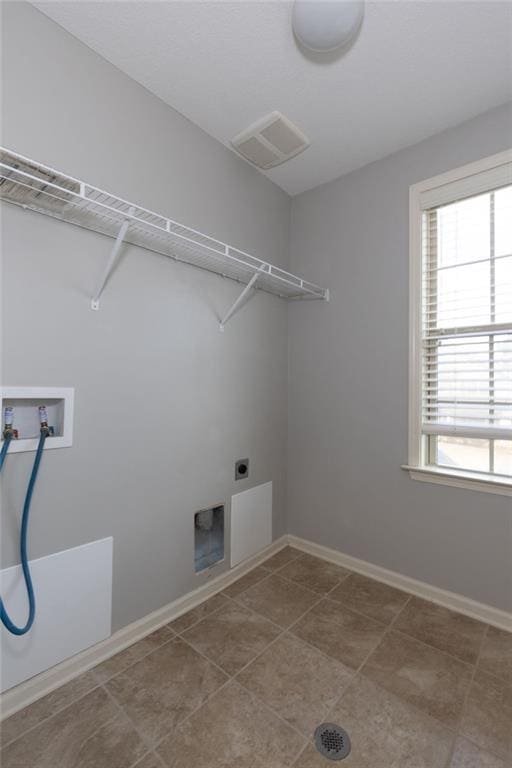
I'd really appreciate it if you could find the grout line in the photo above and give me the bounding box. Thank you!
[234,677,310,745]
[450,734,508,766]
[443,624,489,768]
[128,752,153,768]
[273,569,353,597]
[130,751,166,768]
[346,592,414,677]
[101,682,159,755]
[173,635,237,681]
[290,739,310,766]
[285,592,388,634]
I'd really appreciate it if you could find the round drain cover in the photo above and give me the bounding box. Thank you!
[314,723,351,761]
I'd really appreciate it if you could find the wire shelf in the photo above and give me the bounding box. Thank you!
[0,147,328,302]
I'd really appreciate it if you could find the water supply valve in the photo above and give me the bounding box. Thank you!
[38,405,54,437]
[3,406,18,440]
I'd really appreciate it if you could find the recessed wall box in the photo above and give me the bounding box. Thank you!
[1,387,74,453]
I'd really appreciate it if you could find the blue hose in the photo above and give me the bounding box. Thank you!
[1,430,48,635]
[0,434,11,471]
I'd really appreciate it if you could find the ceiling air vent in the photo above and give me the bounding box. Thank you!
[231,112,310,170]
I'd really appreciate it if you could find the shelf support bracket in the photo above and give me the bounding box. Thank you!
[219,265,266,331]
[91,210,134,310]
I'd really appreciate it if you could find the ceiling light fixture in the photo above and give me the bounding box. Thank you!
[292,0,364,54]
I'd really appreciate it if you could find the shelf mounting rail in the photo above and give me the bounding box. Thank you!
[0,147,329,326]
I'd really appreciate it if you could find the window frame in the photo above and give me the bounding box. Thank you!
[405,150,512,496]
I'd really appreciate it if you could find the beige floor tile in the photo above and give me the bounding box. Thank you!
[237,574,319,628]
[91,626,174,684]
[278,554,351,594]
[449,737,506,768]
[221,566,271,597]
[478,626,512,685]
[394,597,486,664]
[106,637,227,744]
[329,573,410,625]
[263,546,302,572]
[361,630,472,728]
[0,669,99,747]
[0,688,146,768]
[183,601,280,675]
[291,598,386,669]
[157,680,304,767]
[168,593,230,633]
[459,670,512,761]
[238,633,353,736]
[293,675,453,768]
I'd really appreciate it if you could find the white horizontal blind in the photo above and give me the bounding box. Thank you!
[421,182,512,442]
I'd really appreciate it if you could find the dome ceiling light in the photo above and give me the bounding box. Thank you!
[292,0,364,54]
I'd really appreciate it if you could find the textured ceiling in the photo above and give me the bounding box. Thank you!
[34,1,512,196]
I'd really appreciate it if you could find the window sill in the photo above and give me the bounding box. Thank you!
[401,464,512,497]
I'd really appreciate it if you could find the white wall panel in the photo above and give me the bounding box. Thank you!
[1,538,112,692]
[231,482,272,567]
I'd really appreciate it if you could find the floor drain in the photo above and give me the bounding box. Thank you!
[314,723,351,761]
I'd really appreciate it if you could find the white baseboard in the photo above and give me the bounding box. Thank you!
[0,535,287,720]
[287,535,512,633]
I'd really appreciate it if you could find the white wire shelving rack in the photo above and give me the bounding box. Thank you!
[0,148,329,329]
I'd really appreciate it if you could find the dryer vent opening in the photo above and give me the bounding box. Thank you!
[194,505,225,572]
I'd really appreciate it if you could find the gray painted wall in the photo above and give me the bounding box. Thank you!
[288,102,512,612]
[1,3,290,632]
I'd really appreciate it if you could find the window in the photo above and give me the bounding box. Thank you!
[407,152,512,494]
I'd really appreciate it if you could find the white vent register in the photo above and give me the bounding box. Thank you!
[0,147,327,330]
[231,112,310,170]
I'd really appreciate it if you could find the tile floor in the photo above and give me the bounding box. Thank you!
[1,546,511,768]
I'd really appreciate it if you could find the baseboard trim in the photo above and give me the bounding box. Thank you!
[287,535,512,632]
[0,535,287,720]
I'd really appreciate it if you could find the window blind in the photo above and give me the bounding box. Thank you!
[420,183,512,442]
